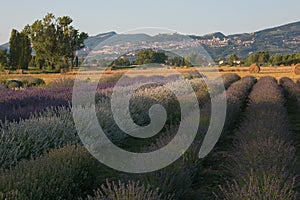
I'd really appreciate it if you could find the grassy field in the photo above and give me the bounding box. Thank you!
[1,66,299,84]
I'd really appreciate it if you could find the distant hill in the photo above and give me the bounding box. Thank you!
[0,43,8,50]
[83,31,117,51]
[202,32,227,40]
[192,21,300,59]
[83,21,300,59]
[1,21,300,59]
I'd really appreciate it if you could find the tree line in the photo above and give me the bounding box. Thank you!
[222,51,300,67]
[109,50,209,68]
[0,13,88,70]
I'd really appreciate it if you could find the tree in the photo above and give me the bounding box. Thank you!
[185,52,207,66]
[0,49,8,67]
[258,51,269,64]
[56,16,88,68]
[242,52,300,67]
[9,29,31,69]
[111,56,130,67]
[229,54,239,66]
[9,29,18,69]
[248,53,259,64]
[247,51,270,66]
[136,49,154,65]
[282,54,295,66]
[270,54,282,66]
[296,53,300,61]
[168,56,192,67]
[152,51,167,64]
[19,32,32,69]
[135,49,167,65]
[25,13,88,70]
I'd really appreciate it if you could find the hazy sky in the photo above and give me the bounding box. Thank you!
[0,0,299,44]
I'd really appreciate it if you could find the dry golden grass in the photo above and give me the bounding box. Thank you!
[219,66,300,81]
[1,66,300,83]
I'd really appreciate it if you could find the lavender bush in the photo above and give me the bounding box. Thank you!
[0,106,79,169]
[136,130,200,199]
[0,86,71,122]
[130,75,249,199]
[216,73,241,89]
[296,78,300,88]
[85,180,172,200]
[0,72,240,123]
[0,145,110,200]
[280,77,300,101]
[223,76,256,129]
[193,76,256,199]
[220,168,297,200]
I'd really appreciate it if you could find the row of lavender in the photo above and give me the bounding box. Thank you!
[70,74,269,200]
[280,77,300,195]
[0,75,170,121]
[0,74,242,199]
[0,74,238,169]
[0,84,71,121]
[220,77,298,199]
[0,72,240,168]
[280,77,300,101]
[194,76,256,199]
[3,74,300,124]
[102,75,255,199]
[0,72,238,122]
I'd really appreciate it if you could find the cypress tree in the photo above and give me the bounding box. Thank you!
[8,29,31,70]
[9,29,19,69]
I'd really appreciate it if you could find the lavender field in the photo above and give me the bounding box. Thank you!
[0,73,299,200]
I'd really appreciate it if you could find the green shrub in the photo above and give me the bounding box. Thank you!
[47,78,74,88]
[6,80,23,89]
[0,78,45,89]
[0,79,7,86]
[21,77,45,87]
[0,145,114,200]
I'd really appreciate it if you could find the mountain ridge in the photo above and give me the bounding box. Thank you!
[1,21,300,59]
[188,21,300,58]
